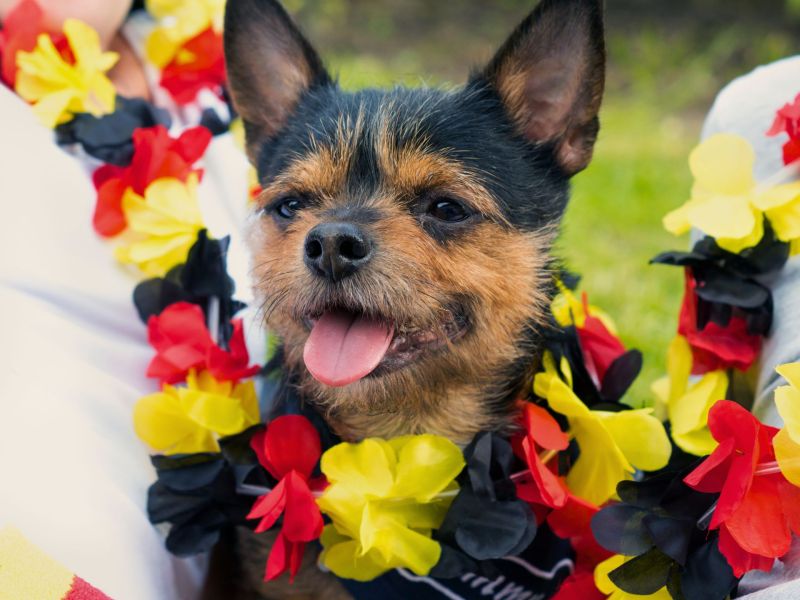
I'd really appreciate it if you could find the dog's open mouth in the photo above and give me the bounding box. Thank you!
[302,306,469,387]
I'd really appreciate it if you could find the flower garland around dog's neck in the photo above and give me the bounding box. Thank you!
[5,3,800,598]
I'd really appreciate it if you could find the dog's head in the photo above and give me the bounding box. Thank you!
[224,0,605,441]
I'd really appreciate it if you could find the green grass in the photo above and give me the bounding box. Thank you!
[561,100,695,407]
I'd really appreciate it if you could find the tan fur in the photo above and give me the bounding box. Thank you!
[248,99,554,444]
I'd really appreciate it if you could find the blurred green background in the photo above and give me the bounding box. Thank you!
[282,0,798,405]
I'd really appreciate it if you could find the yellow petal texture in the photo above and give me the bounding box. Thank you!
[656,337,726,456]
[551,285,618,334]
[689,134,755,196]
[317,434,464,579]
[115,175,205,277]
[133,370,259,454]
[774,429,800,487]
[145,0,226,67]
[774,362,800,484]
[14,20,117,127]
[754,183,800,242]
[775,364,800,445]
[662,134,765,251]
[594,555,672,600]
[534,353,670,505]
[687,196,763,253]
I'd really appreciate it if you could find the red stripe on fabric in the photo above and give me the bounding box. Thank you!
[63,576,112,600]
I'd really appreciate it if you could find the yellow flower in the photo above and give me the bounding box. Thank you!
[652,336,726,456]
[534,353,671,505]
[663,134,800,253]
[133,370,259,454]
[15,19,118,127]
[773,362,800,486]
[114,175,205,277]
[594,555,672,600]
[145,0,226,67]
[551,283,618,334]
[316,435,465,581]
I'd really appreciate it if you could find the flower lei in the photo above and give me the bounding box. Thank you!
[5,3,800,597]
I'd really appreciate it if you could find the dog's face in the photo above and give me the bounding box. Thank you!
[224,0,605,441]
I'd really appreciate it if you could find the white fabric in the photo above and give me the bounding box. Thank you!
[0,70,254,600]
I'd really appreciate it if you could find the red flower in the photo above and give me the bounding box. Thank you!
[684,401,800,577]
[0,0,42,86]
[575,294,626,386]
[678,271,760,374]
[91,125,211,236]
[551,572,605,600]
[0,0,74,87]
[548,494,610,599]
[767,93,800,165]
[146,302,260,384]
[160,28,226,105]
[513,403,569,509]
[248,415,326,582]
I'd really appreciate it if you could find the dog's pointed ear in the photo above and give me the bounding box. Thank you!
[224,0,331,164]
[480,0,605,175]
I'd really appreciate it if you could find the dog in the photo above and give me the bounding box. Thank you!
[220,0,605,597]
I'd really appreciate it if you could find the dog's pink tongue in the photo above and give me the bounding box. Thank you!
[303,311,394,387]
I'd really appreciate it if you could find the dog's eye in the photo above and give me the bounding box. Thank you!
[428,199,470,223]
[272,197,302,220]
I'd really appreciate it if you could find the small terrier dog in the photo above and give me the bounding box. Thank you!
[222,0,605,596]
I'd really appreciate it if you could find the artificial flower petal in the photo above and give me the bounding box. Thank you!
[392,434,466,502]
[774,428,800,487]
[767,92,800,165]
[115,175,205,276]
[663,134,768,251]
[15,19,118,127]
[247,415,325,582]
[689,133,755,197]
[594,554,671,600]
[160,28,226,104]
[775,362,800,444]
[534,353,670,504]
[251,415,322,481]
[147,452,253,556]
[678,273,761,374]
[317,434,463,579]
[656,336,727,456]
[319,526,388,582]
[597,409,671,472]
[146,301,259,384]
[134,369,259,454]
[0,0,47,86]
[145,0,226,67]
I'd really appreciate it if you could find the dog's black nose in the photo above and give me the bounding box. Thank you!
[304,222,373,282]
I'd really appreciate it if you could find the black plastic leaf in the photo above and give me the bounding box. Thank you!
[643,513,695,565]
[435,432,536,565]
[133,266,193,323]
[442,487,536,560]
[147,453,254,556]
[591,504,652,556]
[609,547,673,595]
[600,349,643,402]
[462,431,515,501]
[681,539,738,600]
[55,96,171,165]
[199,107,231,136]
[132,230,246,345]
[694,270,769,309]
